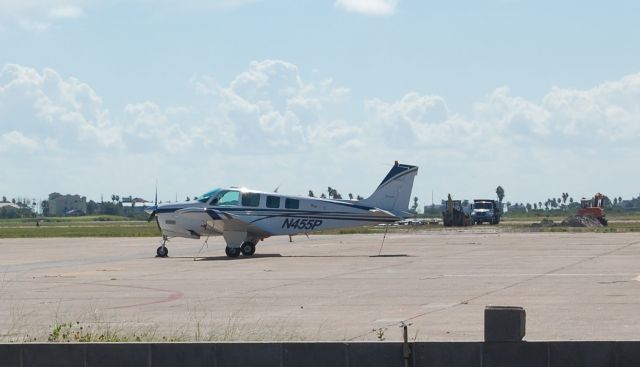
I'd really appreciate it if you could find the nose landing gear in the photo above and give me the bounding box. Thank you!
[156,236,169,257]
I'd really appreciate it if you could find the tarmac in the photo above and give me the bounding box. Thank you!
[1,231,639,342]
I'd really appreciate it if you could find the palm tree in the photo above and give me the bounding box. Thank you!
[308,190,315,197]
[411,197,419,211]
[496,186,505,203]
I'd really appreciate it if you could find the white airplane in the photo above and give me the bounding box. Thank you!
[146,162,418,258]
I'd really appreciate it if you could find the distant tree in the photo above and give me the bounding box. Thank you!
[86,200,98,215]
[100,202,121,215]
[357,195,364,200]
[569,197,574,204]
[1,196,6,202]
[533,203,538,210]
[41,200,50,216]
[526,203,532,211]
[308,190,315,197]
[11,198,16,204]
[613,198,618,206]
[320,193,326,199]
[348,193,354,200]
[411,197,419,212]
[538,201,542,209]
[186,196,190,201]
[327,187,333,198]
[496,186,505,203]
[618,196,622,204]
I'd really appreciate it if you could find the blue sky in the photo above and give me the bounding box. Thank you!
[1,0,639,207]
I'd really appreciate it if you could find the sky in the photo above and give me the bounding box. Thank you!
[1,0,640,207]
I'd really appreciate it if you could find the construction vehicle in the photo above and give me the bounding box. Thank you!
[577,193,608,226]
[471,199,502,225]
[442,194,472,227]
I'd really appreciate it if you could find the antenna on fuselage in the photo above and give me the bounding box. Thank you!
[274,184,281,193]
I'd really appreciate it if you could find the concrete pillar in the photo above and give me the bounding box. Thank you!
[484,306,526,342]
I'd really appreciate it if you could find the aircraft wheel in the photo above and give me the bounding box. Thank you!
[156,246,168,257]
[240,241,256,256]
[225,246,240,258]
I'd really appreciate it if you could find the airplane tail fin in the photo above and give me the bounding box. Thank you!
[359,162,419,218]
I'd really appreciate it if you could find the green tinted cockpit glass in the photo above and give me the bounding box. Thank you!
[197,189,221,203]
[216,190,240,206]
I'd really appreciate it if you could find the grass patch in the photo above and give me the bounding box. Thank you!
[0,223,160,238]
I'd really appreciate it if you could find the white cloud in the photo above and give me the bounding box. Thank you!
[0,0,255,32]
[48,6,84,20]
[124,101,192,153]
[216,59,350,152]
[2,60,640,203]
[0,130,38,152]
[366,73,640,151]
[0,64,122,149]
[0,0,86,32]
[335,0,399,16]
[17,18,50,33]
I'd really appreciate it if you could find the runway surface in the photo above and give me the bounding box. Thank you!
[1,231,639,341]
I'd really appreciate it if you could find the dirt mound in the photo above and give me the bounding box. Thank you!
[560,215,603,227]
[531,219,556,228]
[531,216,604,228]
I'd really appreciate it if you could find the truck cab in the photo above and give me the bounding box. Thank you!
[471,199,502,225]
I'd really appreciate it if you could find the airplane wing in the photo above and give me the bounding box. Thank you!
[174,207,273,239]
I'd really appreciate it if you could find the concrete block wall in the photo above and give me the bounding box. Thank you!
[1,341,640,367]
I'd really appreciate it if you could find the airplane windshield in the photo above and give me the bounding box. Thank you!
[196,189,221,203]
[215,190,240,206]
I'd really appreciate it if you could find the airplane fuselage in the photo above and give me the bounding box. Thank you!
[147,162,418,258]
[155,189,399,245]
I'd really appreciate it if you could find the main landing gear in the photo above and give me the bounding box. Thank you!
[156,236,169,257]
[225,241,256,258]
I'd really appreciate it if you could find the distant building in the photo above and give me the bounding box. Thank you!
[48,193,87,216]
[121,196,152,212]
[0,202,20,209]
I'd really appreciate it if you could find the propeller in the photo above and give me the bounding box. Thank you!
[146,181,158,222]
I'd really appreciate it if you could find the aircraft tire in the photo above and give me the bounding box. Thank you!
[156,246,168,257]
[240,241,256,256]
[225,246,241,258]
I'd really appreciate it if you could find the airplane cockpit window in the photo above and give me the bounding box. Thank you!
[241,193,260,207]
[216,190,240,206]
[197,189,221,203]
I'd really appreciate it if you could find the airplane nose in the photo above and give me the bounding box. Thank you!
[145,206,158,222]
